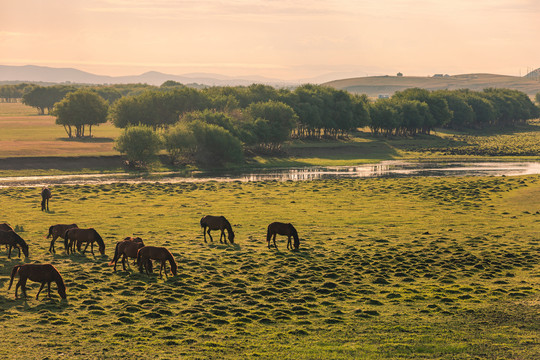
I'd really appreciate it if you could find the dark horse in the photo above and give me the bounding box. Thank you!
[109,237,147,271]
[0,229,29,258]
[46,223,78,253]
[200,215,235,244]
[64,228,105,255]
[41,187,52,211]
[9,264,66,300]
[266,222,300,250]
[137,246,177,278]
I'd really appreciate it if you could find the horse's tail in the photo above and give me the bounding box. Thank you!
[46,225,54,239]
[92,229,105,254]
[8,265,22,290]
[167,250,178,276]
[63,229,71,252]
[267,224,273,243]
[109,242,120,266]
[290,224,300,249]
[136,247,143,268]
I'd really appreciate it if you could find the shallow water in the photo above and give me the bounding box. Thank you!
[0,160,538,188]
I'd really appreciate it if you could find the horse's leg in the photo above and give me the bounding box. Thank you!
[47,199,49,211]
[82,242,90,254]
[47,282,51,298]
[8,245,11,259]
[287,236,291,250]
[203,226,207,242]
[121,254,126,271]
[207,229,213,242]
[90,242,95,256]
[17,246,21,258]
[36,282,46,300]
[273,234,278,249]
[160,261,164,278]
[18,277,28,299]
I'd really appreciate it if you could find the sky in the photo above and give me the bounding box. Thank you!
[1,0,539,81]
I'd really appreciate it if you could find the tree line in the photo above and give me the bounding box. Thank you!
[2,82,539,167]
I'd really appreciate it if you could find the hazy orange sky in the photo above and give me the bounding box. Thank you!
[1,0,539,80]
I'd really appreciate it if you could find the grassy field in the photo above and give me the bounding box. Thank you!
[325,73,540,97]
[0,175,538,359]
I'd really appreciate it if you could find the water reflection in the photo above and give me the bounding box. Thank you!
[0,161,538,188]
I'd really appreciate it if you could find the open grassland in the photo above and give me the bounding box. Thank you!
[0,102,121,158]
[325,73,540,97]
[0,175,538,359]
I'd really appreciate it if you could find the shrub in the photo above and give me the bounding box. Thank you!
[115,125,162,168]
[188,121,243,166]
[162,123,196,164]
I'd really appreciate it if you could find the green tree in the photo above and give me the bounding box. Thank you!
[162,123,196,164]
[115,125,162,167]
[246,100,297,148]
[188,121,243,166]
[22,85,75,114]
[52,89,108,138]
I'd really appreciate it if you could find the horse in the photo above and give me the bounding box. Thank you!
[41,187,52,211]
[0,229,29,258]
[109,237,147,271]
[0,223,14,231]
[200,215,235,244]
[9,264,66,300]
[46,223,78,253]
[137,246,177,278]
[266,222,300,250]
[0,223,14,250]
[64,228,105,255]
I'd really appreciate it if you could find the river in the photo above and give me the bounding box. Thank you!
[0,160,538,188]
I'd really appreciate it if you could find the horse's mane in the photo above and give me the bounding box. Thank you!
[289,223,300,248]
[166,249,178,276]
[52,266,67,297]
[91,228,105,249]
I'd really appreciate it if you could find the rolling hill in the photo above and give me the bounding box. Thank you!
[324,73,540,97]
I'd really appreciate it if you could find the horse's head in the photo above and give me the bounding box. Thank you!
[12,233,29,257]
[98,244,106,255]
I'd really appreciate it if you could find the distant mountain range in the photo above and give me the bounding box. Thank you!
[1,65,539,97]
[0,65,296,86]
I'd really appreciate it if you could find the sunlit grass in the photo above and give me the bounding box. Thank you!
[0,175,538,358]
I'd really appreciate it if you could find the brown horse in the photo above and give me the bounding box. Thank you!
[41,187,52,211]
[137,246,177,278]
[109,237,146,271]
[200,215,235,244]
[9,264,66,300]
[0,223,14,231]
[64,228,105,255]
[46,223,78,253]
[266,222,300,250]
[0,223,14,250]
[0,229,29,258]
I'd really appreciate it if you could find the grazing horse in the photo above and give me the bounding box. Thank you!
[64,228,105,255]
[0,223,14,232]
[46,223,78,253]
[41,187,52,211]
[0,230,29,258]
[0,223,14,250]
[200,215,235,244]
[9,264,66,300]
[266,222,300,250]
[137,246,177,278]
[109,237,147,271]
